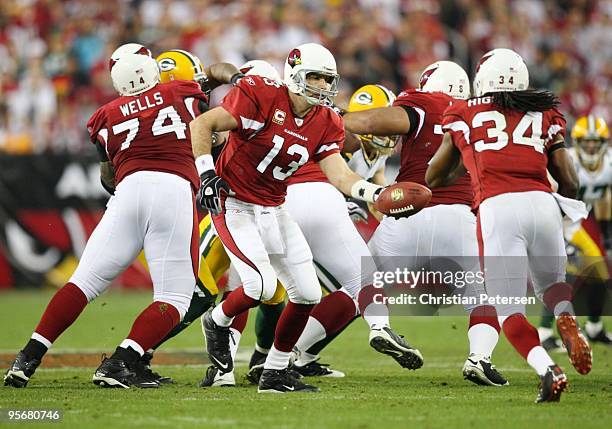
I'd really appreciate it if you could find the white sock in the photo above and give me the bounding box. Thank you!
[538,327,554,342]
[119,339,144,356]
[31,332,52,349]
[467,323,499,357]
[294,351,318,367]
[526,346,555,376]
[553,300,574,317]
[363,302,389,330]
[264,345,291,370]
[294,317,326,352]
[229,328,242,361]
[212,305,233,327]
[585,320,603,337]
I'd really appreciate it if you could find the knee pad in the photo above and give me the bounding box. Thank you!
[262,282,286,305]
[243,265,277,302]
[288,285,321,305]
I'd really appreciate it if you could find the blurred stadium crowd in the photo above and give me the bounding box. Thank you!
[0,0,610,154]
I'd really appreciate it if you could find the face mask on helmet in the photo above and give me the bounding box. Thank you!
[348,84,398,165]
[240,60,282,81]
[473,48,529,97]
[156,49,207,86]
[419,60,470,100]
[571,115,609,170]
[109,43,152,71]
[111,53,161,96]
[284,43,339,106]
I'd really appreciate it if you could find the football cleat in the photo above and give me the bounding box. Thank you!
[462,354,508,386]
[556,315,592,375]
[248,349,268,369]
[369,327,424,370]
[535,365,568,403]
[258,368,319,393]
[541,336,566,353]
[246,363,302,385]
[201,309,233,373]
[134,353,173,385]
[586,328,612,345]
[198,365,236,387]
[92,357,158,389]
[3,352,41,388]
[292,359,345,378]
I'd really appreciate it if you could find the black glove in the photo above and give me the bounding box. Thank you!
[197,170,232,215]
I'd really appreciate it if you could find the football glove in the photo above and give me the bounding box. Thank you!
[197,170,232,215]
[346,199,368,223]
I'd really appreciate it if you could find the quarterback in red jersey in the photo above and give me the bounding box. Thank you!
[342,60,507,387]
[190,43,401,393]
[4,51,207,389]
[427,48,592,403]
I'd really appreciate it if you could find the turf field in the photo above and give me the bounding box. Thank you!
[0,290,610,429]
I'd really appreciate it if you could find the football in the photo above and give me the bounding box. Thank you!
[374,182,432,217]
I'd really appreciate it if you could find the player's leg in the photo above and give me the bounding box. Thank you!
[479,193,566,402]
[4,177,145,388]
[527,192,592,375]
[93,172,198,388]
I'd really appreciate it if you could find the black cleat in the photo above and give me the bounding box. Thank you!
[586,328,612,345]
[198,365,235,387]
[4,352,41,388]
[462,354,508,386]
[248,349,268,369]
[258,368,319,393]
[92,357,158,389]
[246,363,302,385]
[369,327,424,370]
[201,309,233,373]
[541,336,565,353]
[292,359,345,378]
[535,365,568,403]
[138,352,173,384]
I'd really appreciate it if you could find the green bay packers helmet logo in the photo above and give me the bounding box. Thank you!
[391,188,404,202]
[158,57,177,72]
[354,91,373,105]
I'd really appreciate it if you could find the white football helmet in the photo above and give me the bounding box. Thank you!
[109,43,152,71]
[240,60,282,82]
[419,60,470,100]
[473,48,529,97]
[111,53,160,96]
[283,43,339,105]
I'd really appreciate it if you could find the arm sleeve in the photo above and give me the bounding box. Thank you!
[313,113,345,162]
[87,107,111,161]
[545,109,567,153]
[441,105,469,149]
[396,104,419,136]
[176,80,209,118]
[220,79,266,139]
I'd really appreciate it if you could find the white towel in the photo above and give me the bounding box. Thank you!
[552,193,588,222]
[254,205,285,255]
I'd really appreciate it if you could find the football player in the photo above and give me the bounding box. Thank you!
[190,43,412,393]
[342,60,508,387]
[426,48,591,402]
[4,49,208,389]
[538,115,611,349]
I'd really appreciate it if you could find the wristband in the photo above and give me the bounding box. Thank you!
[195,154,215,176]
[351,179,383,203]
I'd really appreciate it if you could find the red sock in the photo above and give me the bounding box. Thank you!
[222,291,249,333]
[221,287,259,318]
[357,284,385,315]
[126,301,180,352]
[542,282,574,313]
[310,291,357,336]
[274,302,315,352]
[502,313,540,359]
[35,283,88,343]
[469,305,500,332]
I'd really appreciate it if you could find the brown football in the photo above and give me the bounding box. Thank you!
[374,182,432,217]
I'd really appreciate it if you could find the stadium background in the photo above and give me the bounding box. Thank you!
[0,0,610,289]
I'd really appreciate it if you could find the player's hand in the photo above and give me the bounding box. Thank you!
[346,199,368,223]
[197,170,232,215]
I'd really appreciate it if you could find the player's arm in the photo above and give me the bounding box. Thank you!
[203,63,243,91]
[343,106,413,136]
[425,132,465,188]
[92,139,115,195]
[319,153,383,203]
[547,137,579,198]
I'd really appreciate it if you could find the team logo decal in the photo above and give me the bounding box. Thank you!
[354,91,373,105]
[391,188,404,202]
[240,65,254,74]
[158,58,176,72]
[419,66,438,88]
[288,49,302,67]
[475,53,493,74]
[159,303,168,313]
[273,109,286,125]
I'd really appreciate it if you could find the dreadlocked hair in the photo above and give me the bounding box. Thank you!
[488,89,559,113]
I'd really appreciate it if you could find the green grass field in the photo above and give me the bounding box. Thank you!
[0,290,610,429]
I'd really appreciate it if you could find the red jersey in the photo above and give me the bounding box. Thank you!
[442,96,567,208]
[87,80,207,192]
[395,89,473,207]
[218,75,344,206]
